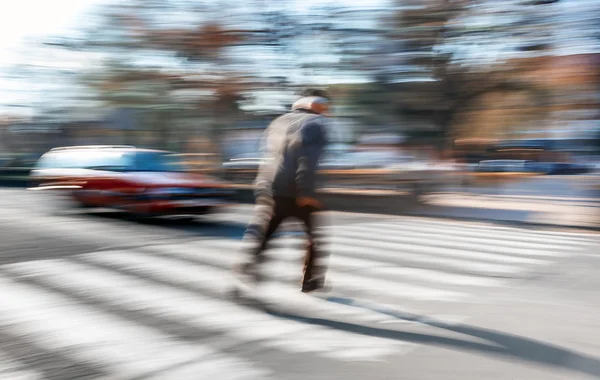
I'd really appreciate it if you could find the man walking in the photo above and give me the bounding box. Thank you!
[234,89,330,293]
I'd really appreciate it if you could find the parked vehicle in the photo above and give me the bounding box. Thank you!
[29,145,235,218]
[477,160,534,173]
[476,158,594,177]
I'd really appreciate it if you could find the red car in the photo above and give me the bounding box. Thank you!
[29,145,235,218]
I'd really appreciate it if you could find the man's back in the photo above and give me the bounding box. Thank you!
[254,110,328,200]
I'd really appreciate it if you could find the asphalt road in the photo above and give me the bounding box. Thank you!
[0,188,599,380]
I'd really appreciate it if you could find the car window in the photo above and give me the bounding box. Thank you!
[36,150,133,171]
[133,152,187,172]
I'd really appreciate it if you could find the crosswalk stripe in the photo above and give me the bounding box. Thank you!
[366,218,596,244]
[332,221,591,249]
[246,210,591,249]
[326,242,536,276]
[258,233,554,265]
[216,208,592,245]
[0,353,43,380]
[141,243,469,302]
[327,235,548,265]
[78,248,413,323]
[198,238,506,287]
[147,240,506,287]
[0,272,272,380]
[197,238,527,277]
[4,258,406,362]
[216,215,585,264]
[327,225,572,257]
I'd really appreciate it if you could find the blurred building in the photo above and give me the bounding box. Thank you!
[446,0,599,154]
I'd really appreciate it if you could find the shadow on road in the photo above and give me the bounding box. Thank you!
[263,298,600,378]
[0,326,112,379]
[80,210,250,240]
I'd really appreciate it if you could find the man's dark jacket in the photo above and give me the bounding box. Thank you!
[254,109,328,201]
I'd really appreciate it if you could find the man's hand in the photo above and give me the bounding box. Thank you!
[297,197,322,209]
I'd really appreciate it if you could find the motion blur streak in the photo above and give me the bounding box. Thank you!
[0,0,599,379]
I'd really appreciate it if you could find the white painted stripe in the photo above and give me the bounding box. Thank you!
[459,223,599,241]
[5,258,406,362]
[0,354,43,380]
[357,218,584,241]
[338,264,505,287]
[330,242,530,275]
[360,218,595,244]
[179,208,586,244]
[195,238,526,276]
[145,244,470,301]
[326,225,570,257]
[0,272,271,380]
[224,205,596,240]
[252,231,568,260]
[329,221,589,249]
[150,241,507,287]
[279,246,505,287]
[328,236,548,265]
[97,246,466,303]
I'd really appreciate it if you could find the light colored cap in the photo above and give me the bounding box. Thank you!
[291,96,329,114]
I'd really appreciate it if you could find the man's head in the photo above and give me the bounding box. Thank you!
[300,89,330,100]
[292,88,331,115]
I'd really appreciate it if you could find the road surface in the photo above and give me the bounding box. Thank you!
[0,189,598,380]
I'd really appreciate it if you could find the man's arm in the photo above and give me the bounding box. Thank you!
[257,124,271,158]
[253,123,275,200]
[295,118,327,206]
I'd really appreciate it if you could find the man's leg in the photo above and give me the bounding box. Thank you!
[297,205,329,292]
[235,196,287,282]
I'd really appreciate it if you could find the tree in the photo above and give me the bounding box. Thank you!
[339,0,464,143]
[72,0,261,150]
[343,0,562,149]
[148,23,245,62]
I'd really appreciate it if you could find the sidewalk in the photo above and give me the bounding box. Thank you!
[411,193,600,232]
[415,175,599,231]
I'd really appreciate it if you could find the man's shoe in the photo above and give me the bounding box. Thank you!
[301,277,327,293]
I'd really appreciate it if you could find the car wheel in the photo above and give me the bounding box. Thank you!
[127,211,159,224]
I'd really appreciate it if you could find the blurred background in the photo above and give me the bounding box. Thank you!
[1,2,600,379]
[0,0,599,221]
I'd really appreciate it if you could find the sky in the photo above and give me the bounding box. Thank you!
[0,0,106,66]
[0,0,389,116]
[0,0,595,117]
[0,0,109,115]
[0,0,387,65]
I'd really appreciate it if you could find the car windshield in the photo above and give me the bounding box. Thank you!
[36,150,134,170]
[133,152,188,172]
